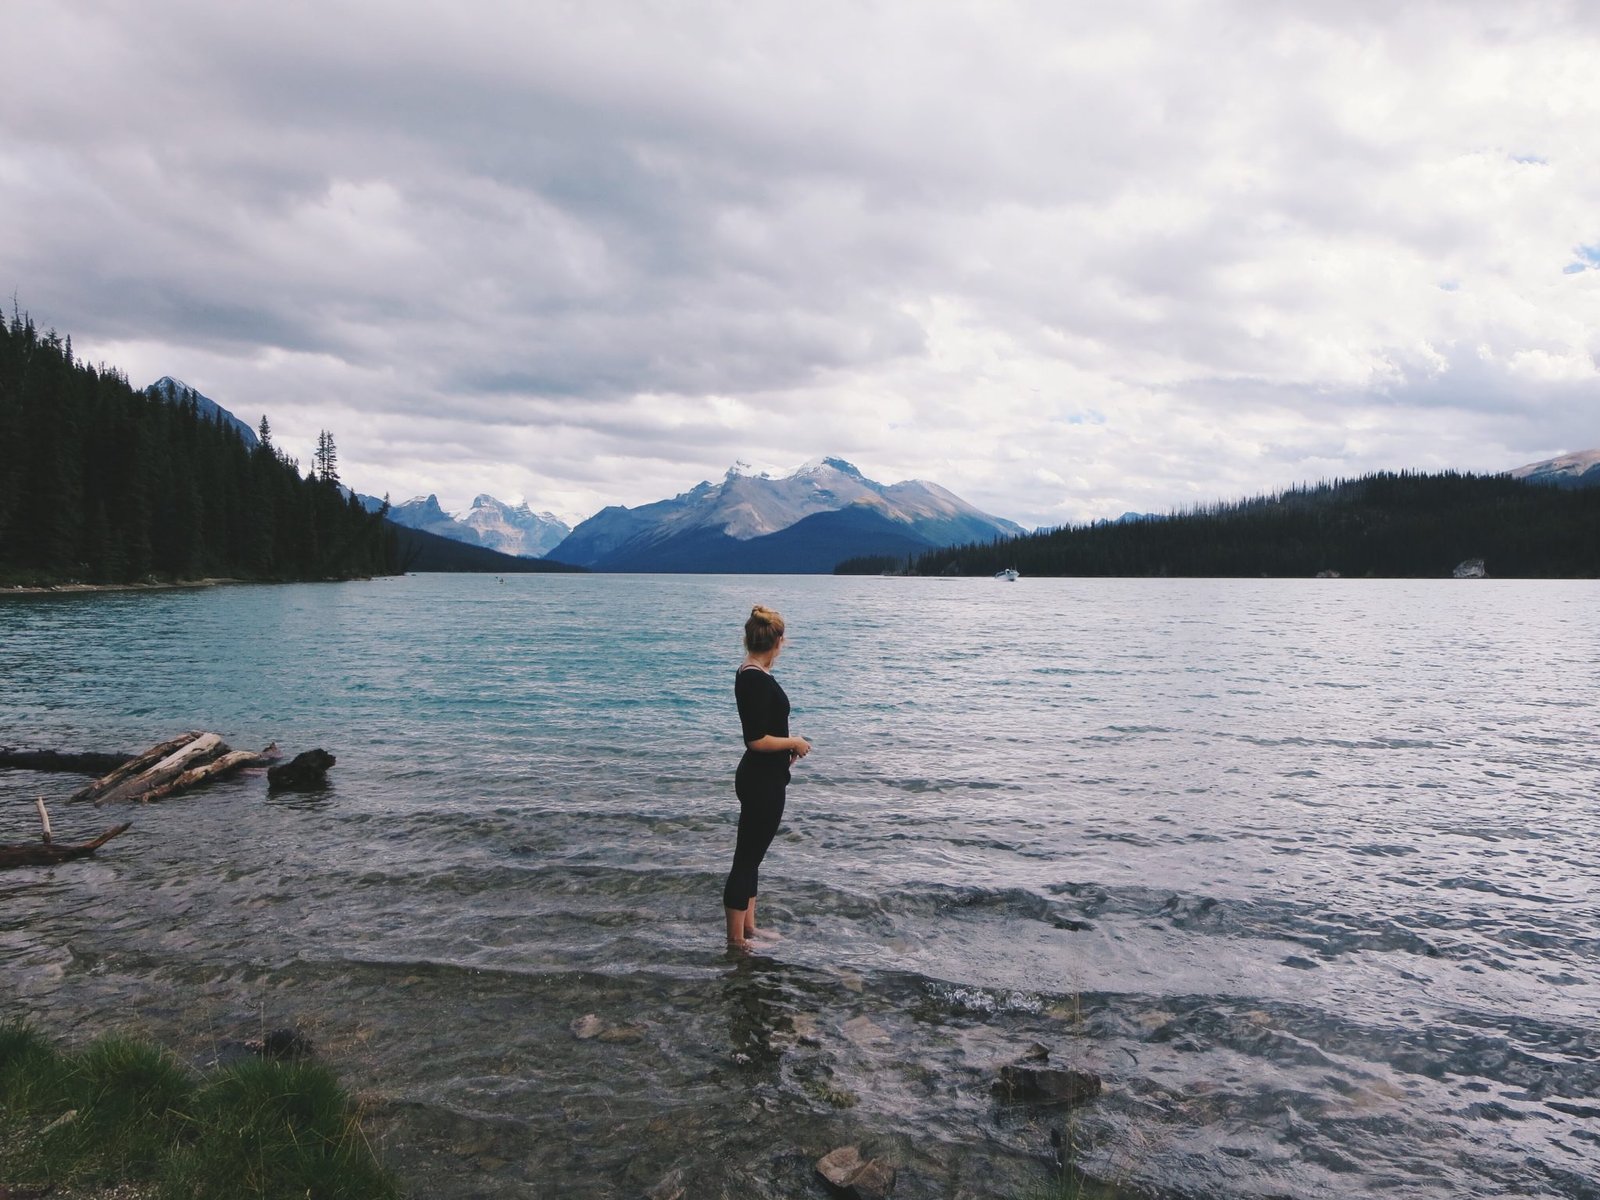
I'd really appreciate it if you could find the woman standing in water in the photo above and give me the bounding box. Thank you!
[724,605,810,951]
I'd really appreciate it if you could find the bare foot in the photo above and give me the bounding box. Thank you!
[726,938,752,954]
[748,927,782,942]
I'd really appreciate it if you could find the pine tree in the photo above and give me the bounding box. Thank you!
[314,429,339,485]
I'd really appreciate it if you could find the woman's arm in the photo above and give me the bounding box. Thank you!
[746,734,810,758]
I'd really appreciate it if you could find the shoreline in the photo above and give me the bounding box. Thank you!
[1,577,250,597]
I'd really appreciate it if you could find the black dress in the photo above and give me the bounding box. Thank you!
[723,665,790,911]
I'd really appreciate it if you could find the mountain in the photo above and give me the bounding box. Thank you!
[1509,449,1600,489]
[388,522,584,573]
[458,495,571,557]
[548,457,1024,572]
[385,494,570,558]
[388,495,482,544]
[145,377,259,448]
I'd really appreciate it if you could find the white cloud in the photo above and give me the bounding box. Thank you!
[3,0,1597,529]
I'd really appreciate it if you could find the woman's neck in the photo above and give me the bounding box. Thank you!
[742,651,778,672]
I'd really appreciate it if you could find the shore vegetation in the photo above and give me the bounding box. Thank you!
[0,1021,398,1200]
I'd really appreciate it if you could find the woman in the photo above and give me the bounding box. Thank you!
[724,604,811,951]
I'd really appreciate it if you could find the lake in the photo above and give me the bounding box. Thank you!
[3,575,1598,1198]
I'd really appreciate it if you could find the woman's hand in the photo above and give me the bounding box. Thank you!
[789,736,811,760]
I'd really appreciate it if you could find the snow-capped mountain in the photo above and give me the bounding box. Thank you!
[145,377,259,448]
[549,457,1024,572]
[458,495,571,558]
[1509,449,1600,489]
[386,494,570,558]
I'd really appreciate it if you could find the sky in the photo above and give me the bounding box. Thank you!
[3,1,1597,530]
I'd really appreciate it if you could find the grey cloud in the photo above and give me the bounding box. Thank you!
[4,0,1597,526]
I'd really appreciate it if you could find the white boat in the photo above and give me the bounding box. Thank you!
[995,567,1019,581]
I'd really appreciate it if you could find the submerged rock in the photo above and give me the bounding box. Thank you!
[570,1013,646,1043]
[993,1045,1102,1106]
[994,1062,1102,1106]
[817,1145,896,1198]
[842,1015,890,1045]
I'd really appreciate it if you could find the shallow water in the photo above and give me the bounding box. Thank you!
[3,575,1598,1198]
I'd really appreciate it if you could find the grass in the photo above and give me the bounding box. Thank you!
[0,1021,399,1199]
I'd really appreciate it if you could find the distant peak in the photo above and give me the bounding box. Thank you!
[725,461,770,480]
[792,456,863,479]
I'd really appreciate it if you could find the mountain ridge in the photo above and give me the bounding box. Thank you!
[549,457,1022,571]
[1509,448,1600,489]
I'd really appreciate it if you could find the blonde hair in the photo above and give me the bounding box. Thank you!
[744,604,785,653]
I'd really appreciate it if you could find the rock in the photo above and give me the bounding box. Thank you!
[842,1015,890,1045]
[849,1158,896,1199]
[248,1028,315,1060]
[1315,570,1341,579]
[1452,558,1487,579]
[570,1014,604,1040]
[993,1063,1102,1106]
[817,1145,896,1198]
[818,1146,866,1188]
[596,1021,647,1044]
[267,748,336,791]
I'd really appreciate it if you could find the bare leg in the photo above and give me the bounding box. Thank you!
[725,905,751,951]
[746,897,781,942]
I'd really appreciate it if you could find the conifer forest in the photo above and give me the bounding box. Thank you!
[866,472,1600,579]
[0,313,399,586]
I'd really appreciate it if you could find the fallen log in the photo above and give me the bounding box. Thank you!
[0,821,131,869]
[140,747,278,804]
[94,733,226,806]
[72,732,202,802]
[0,747,133,776]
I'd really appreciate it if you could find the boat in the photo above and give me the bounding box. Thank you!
[994,567,1019,581]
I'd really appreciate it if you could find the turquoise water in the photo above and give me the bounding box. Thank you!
[3,575,1599,1198]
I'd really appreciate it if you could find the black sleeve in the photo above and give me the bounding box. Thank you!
[735,670,772,746]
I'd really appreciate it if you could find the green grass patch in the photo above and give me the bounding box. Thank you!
[0,1020,398,1199]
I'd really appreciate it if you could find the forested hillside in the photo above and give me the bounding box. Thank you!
[885,472,1600,578]
[0,312,398,585]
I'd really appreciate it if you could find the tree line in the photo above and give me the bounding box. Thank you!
[0,311,399,586]
[838,471,1600,578]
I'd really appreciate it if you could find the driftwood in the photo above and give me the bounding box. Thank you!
[94,733,226,806]
[71,733,280,806]
[0,798,131,869]
[140,748,276,803]
[73,732,202,802]
[0,747,132,776]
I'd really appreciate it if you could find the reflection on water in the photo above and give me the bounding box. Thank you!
[3,575,1599,1198]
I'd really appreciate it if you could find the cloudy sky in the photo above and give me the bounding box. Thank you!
[4,1,1597,528]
